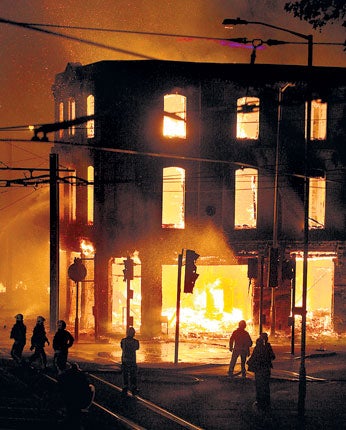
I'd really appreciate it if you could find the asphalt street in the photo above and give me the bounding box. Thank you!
[1,326,346,429]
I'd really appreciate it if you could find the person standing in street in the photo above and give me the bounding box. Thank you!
[247,332,276,413]
[57,362,95,429]
[228,319,253,378]
[10,313,26,365]
[53,319,74,373]
[28,316,50,369]
[120,326,140,395]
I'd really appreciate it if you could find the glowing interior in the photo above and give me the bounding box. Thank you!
[68,98,76,136]
[87,94,95,138]
[309,176,326,229]
[162,166,185,229]
[87,165,94,225]
[59,102,64,138]
[106,255,334,337]
[236,96,259,139]
[163,94,186,138]
[234,168,258,229]
[310,99,327,140]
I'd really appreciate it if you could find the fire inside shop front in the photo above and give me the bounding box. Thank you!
[1,237,335,341]
[60,240,335,341]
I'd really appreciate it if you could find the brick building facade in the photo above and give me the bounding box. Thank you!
[51,60,346,338]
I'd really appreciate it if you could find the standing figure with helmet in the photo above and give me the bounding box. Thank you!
[28,316,50,369]
[120,326,140,395]
[10,313,26,365]
[228,319,253,378]
[53,319,74,373]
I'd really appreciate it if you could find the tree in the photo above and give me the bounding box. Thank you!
[284,0,346,30]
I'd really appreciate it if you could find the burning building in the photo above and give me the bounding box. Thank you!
[50,60,346,339]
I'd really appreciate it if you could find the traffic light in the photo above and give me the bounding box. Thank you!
[282,259,295,280]
[184,250,199,293]
[247,258,258,279]
[123,257,134,281]
[268,247,279,287]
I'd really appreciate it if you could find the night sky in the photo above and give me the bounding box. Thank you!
[1,0,345,134]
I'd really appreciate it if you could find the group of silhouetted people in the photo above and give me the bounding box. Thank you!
[10,313,74,372]
[228,319,276,414]
[9,313,139,428]
[10,313,94,428]
[10,314,275,423]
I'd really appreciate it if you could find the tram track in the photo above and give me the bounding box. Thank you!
[88,371,205,430]
[1,352,336,429]
[0,359,204,429]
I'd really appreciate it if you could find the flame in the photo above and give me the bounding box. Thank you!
[131,250,141,265]
[80,239,95,257]
[162,264,253,337]
[107,254,336,339]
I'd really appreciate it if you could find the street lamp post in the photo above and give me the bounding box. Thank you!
[222,17,313,419]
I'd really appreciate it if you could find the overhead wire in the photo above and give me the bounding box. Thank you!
[0,17,158,60]
[1,19,344,47]
[0,137,344,188]
[0,18,344,188]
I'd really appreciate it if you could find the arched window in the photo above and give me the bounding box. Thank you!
[163,94,186,138]
[162,167,185,229]
[234,168,258,229]
[236,97,259,140]
[87,95,95,138]
[307,99,327,140]
[309,176,325,229]
[87,165,94,225]
[68,98,76,136]
[58,102,64,138]
[69,169,77,222]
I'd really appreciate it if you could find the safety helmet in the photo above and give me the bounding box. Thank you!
[15,314,23,321]
[260,332,268,342]
[238,320,247,329]
[127,326,136,337]
[57,320,66,329]
[37,316,45,323]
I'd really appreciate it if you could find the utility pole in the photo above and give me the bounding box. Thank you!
[270,83,295,336]
[50,153,59,332]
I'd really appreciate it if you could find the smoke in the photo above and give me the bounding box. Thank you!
[1,0,345,129]
[0,187,50,321]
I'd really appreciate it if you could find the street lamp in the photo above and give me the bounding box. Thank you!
[222,18,313,67]
[269,82,295,338]
[222,17,313,419]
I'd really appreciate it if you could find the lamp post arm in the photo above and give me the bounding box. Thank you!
[245,20,311,42]
[223,18,313,66]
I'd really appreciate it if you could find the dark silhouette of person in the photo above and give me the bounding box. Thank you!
[28,316,50,369]
[247,332,276,412]
[120,326,140,395]
[57,362,95,429]
[53,319,74,373]
[228,320,253,378]
[10,313,26,364]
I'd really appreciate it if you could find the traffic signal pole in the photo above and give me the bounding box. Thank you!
[259,255,264,335]
[123,256,134,331]
[174,252,183,365]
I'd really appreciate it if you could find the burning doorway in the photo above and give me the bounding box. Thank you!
[162,264,253,337]
[106,253,335,338]
[294,254,334,335]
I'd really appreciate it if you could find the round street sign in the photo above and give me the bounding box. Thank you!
[68,259,87,282]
